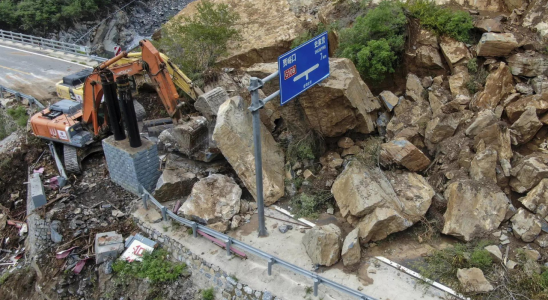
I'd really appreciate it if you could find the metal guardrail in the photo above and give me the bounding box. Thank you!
[0,29,107,62]
[139,186,377,300]
[0,85,45,109]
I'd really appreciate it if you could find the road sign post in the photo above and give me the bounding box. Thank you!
[248,32,329,237]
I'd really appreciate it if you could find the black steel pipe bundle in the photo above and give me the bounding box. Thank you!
[100,71,126,141]
[116,75,142,148]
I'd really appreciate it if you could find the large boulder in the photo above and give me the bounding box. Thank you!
[406,28,444,73]
[387,98,432,137]
[379,91,399,112]
[174,0,304,68]
[154,169,198,202]
[507,52,548,77]
[442,179,509,241]
[465,110,498,137]
[476,33,518,57]
[505,93,548,122]
[341,227,361,266]
[471,62,514,110]
[469,147,498,183]
[379,138,431,172]
[522,0,548,39]
[439,36,471,72]
[457,268,494,293]
[302,224,343,267]
[532,76,548,94]
[519,179,548,218]
[425,112,463,144]
[473,122,513,161]
[511,208,542,243]
[509,106,543,145]
[406,73,425,102]
[448,70,471,98]
[510,154,548,193]
[178,174,241,224]
[213,96,284,205]
[331,162,396,218]
[298,58,381,136]
[332,162,434,242]
[475,18,504,33]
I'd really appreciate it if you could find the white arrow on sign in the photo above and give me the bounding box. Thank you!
[293,64,319,82]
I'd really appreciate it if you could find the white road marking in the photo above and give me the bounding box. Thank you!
[0,44,93,69]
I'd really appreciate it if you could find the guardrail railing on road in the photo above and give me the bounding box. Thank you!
[0,85,45,109]
[0,29,106,62]
[139,186,377,300]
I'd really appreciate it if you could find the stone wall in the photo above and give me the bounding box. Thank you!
[132,216,279,300]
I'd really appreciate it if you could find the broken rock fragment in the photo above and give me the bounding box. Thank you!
[302,224,342,267]
[380,138,430,171]
[511,208,542,243]
[154,169,198,202]
[510,154,548,193]
[442,179,509,241]
[510,106,543,145]
[457,268,494,293]
[476,33,518,57]
[341,227,361,266]
[518,179,548,218]
[178,174,241,224]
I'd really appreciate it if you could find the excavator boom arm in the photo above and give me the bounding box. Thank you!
[82,40,200,135]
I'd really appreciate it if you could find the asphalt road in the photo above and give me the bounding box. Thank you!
[0,44,90,100]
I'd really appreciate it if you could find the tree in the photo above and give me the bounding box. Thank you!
[159,0,240,83]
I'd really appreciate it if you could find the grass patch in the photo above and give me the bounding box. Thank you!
[287,131,322,163]
[466,59,489,95]
[338,0,407,81]
[202,287,215,300]
[0,272,9,285]
[7,106,28,127]
[406,0,474,42]
[415,241,548,298]
[291,191,332,219]
[112,249,186,284]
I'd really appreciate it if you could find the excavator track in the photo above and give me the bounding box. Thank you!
[63,144,82,174]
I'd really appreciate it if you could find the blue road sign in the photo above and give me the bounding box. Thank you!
[278,32,330,105]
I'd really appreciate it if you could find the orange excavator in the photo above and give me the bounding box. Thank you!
[30,40,202,173]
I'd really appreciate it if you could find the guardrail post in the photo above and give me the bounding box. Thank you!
[226,238,233,256]
[0,87,4,98]
[313,277,321,297]
[267,258,276,276]
[142,193,149,210]
[161,206,168,221]
[15,93,21,102]
[191,222,198,238]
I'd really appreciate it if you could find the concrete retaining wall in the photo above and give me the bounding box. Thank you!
[133,216,280,300]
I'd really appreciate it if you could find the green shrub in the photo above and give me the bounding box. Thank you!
[470,249,492,270]
[406,0,473,42]
[287,131,322,163]
[159,1,240,85]
[202,287,215,300]
[291,192,332,219]
[7,106,28,127]
[339,1,407,81]
[112,249,186,284]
